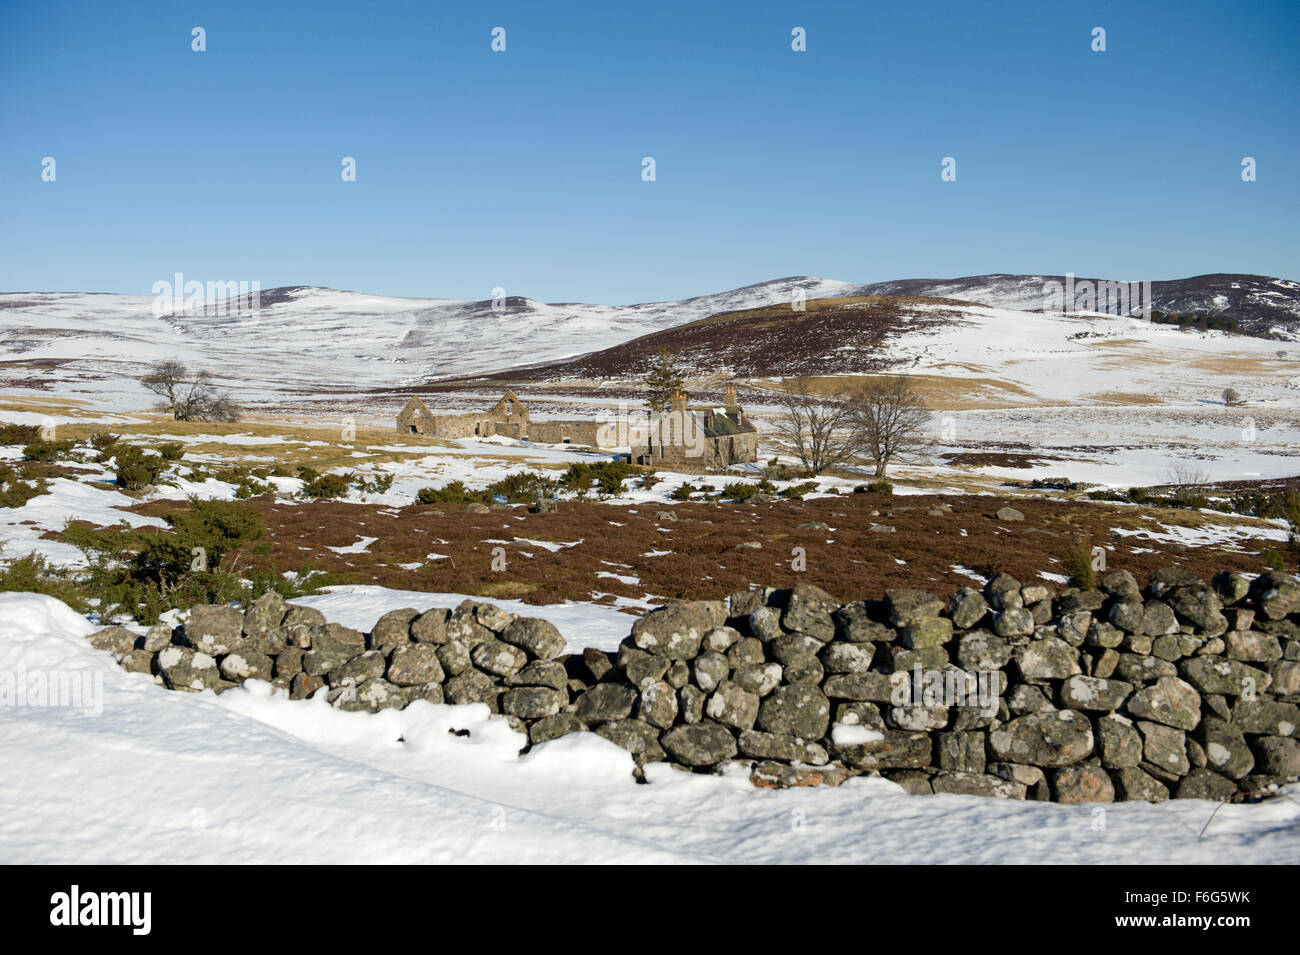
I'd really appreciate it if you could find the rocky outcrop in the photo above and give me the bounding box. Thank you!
[85,568,1300,802]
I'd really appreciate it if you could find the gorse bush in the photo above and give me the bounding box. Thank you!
[558,461,639,498]
[857,481,894,494]
[0,424,41,446]
[354,472,394,495]
[417,481,475,505]
[670,482,698,501]
[113,446,169,490]
[416,471,558,506]
[22,438,76,463]
[62,498,272,624]
[1062,535,1097,589]
[0,463,49,508]
[0,553,89,612]
[301,472,351,499]
[486,470,556,503]
[298,468,393,499]
[780,481,820,500]
[1087,483,1300,526]
[717,479,777,501]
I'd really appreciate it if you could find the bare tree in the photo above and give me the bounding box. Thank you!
[773,378,858,475]
[141,360,241,422]
[1163,461,1211,501]
[844,376,931,478]
[140,359,189,413]
[1222,387,1244,407]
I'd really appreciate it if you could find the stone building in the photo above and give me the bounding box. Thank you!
[632,385,759,471]
[395,390,607,445]
[397,390,528,439]
[397,386,760,470]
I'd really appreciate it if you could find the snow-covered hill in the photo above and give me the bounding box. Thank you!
[847,273,1300,339]
[1,273,1296,409]
[0,278,853,406]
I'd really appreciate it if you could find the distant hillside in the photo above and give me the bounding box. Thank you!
[472,296,967,381]
[0,271,1294,407]
[847,273,1300,339]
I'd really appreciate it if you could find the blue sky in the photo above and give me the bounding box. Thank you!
[1,0,1296,304]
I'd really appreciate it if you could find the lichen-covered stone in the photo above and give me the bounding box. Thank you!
[1096,714,1143,768]
[780,583,839,641]
[885,588,945,627]
[948,588,990,630]
[631,601,715,659]
[500,617,567,661]
[1125,676,1202,730]
[1137,721,1190,777]
[1112,766,1169,802]
[660,721,738,766]
[1053,764,1115,803]
[386,643,445,686]
[819,641,875,674]
[409,607,450,643]
[637,679,679,729]
[183,605,247,656]
[692,651,729,692]
[1174,768,1238,801]
[1015,637,1080,681]
[156,645,219,692]
[470,640,528,677]
[1058,674,1133,712]
[369,608,418,651]
[757,684,830,740]
[836,730,932,770]
[988,710,1094,767]
[87,626,135,657]
[1179,656,1272,697]
[705,680,760,731]
[218,649,273,682]
[932,772,1026,799]
[738,729,828,764]
[502,686,565,720]
[1194,717,1254,779]
[575,683,637,723]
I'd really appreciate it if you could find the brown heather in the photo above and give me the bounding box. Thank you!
[106,492,1283,609]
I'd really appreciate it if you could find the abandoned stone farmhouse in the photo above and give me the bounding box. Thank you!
[396,385,758,470]
[631,386,759,470]
[397,390,531,439]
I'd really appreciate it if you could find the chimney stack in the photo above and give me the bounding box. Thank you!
[723,383,740,415]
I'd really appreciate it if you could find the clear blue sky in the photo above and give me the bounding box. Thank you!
[1,0,1296,304]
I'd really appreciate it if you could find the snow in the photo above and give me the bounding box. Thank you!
[831,723,883,745]
[2,591,1297,864]
[327,536,378,555]
[0,478,167,567]
[0,278,858,408]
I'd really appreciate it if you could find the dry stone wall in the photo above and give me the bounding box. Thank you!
[86,566,1300,802]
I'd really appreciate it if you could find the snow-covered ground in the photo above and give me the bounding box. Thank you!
[3,287,1299,863]
[3,592,1296,865]
[0,278,854,406]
